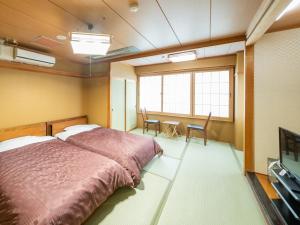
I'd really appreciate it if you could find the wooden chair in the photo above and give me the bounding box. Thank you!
[186,112,212,146]
[141,108,160,136]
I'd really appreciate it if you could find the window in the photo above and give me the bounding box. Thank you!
[139,76,161,112]
[138,68,233,121]
[163,73,191,114]
[194,70,230,118]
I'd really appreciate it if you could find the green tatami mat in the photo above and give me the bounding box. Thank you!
[85,172,170,225]
[130,128,187,159]
[144,155,180,180]
[154,137,186,159]
[157,141,266,225]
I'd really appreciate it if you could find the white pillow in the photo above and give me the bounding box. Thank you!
[64,124,100,131]
[56,126,98,141]
[0,136,56,153]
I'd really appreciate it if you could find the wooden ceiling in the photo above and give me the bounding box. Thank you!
[0,0,262,64]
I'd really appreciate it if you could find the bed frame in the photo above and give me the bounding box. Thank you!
[0,123,47,142]
[47,116,88,136]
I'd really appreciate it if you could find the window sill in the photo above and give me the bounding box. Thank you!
[137,112,233,123]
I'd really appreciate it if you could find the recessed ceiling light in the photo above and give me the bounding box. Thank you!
[56,35,67,41]
[168,51,197,63]
[276,0,300,21]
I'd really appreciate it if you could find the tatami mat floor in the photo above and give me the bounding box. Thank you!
[85,129,266,225]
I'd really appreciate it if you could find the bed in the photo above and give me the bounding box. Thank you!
[0,123,134,225]
[47,116,163,186]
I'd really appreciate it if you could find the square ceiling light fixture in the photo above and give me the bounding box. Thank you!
[168,51,196,63]
[70,32,111,55]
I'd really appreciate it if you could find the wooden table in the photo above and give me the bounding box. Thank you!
[162,121,180,137]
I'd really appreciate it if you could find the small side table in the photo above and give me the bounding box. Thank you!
[162,121,180,137]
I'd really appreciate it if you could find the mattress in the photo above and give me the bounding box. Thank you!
[61,127,163,186]
[0,139,134,225]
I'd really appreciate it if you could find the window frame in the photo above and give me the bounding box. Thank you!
[137,66,234,122]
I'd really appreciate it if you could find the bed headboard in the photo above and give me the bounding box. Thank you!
[0,123,47,142]
[47,116,88,136]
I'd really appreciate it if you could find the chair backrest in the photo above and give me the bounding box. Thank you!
[141,108,148,121]
[204,112,212,130]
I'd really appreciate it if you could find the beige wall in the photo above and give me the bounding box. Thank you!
[110,62,137,80]
[83,76,110,127]
[0,68,84,129]
[135,54,237,144]
[234,52,245,150]
[254,28,300,174]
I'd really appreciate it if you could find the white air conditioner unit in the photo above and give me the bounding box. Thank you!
[0,44,14,61]
[14,48,56,67]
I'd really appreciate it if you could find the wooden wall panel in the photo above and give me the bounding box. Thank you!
[244,45,254,172]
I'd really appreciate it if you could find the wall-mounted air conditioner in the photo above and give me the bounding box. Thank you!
[0,44,14,61]
[14,48,56,67]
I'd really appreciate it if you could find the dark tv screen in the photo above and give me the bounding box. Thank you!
[279,127,300,179]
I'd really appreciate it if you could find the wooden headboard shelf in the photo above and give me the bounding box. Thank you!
[0,123,47,142]
[47,116,88,136]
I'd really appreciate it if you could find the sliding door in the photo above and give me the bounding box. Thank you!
[126,80,137,131]
[111,79,125,131]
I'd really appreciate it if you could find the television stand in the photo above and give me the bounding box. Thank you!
[271,168,300,224]
[272,168,300,200]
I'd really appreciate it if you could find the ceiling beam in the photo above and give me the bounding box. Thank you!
[94,35,246,63]
[246,0,292,45]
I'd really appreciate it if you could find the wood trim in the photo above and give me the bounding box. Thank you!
[96,35,245,63]
[246,0,291,45]
[124,79,127,131]
[47,116,88,136]
[229,67,234,123]
[191,73,195,116]
[0,123,46,141]
[244,45,255,173]
[0,60,83,78]
[137,65,235,76]
[107,75,111,128]
[161,75,164,112]
[0,60,108,78]
[246,172,284,225]
[256,173,279,199]
[267,23,300,34]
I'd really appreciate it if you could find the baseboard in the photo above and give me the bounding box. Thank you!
[246,172,285,225]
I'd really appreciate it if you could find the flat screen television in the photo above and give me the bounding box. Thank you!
[279,127,300,181]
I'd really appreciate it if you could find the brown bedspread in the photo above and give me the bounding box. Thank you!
[66,128,163,185]
[0,139,134,225]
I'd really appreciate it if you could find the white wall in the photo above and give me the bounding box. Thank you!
[254,28,300,174]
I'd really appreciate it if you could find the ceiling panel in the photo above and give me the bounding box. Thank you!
[123,41,245,67]
[211,0,262,39]
[196,48,205,58]
[103,0,180,48]
[123,58,152,66]
[157,0,211,44]
[0,0,255,64]
[228,42,245,54]
[0,0,126,63]
[204,43,231,57]
[51,0,153,51]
